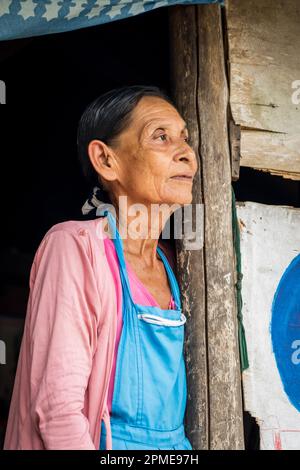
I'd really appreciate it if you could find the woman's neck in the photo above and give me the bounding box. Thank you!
[110,197,173,268]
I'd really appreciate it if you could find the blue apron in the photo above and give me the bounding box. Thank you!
[98,209,192,450]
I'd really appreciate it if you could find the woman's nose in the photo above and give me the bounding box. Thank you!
[177,152,194,162]
[174,145,197,166]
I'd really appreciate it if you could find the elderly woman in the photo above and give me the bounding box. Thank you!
[4,85,197,450]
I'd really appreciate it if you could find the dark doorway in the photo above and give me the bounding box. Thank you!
[0,6,171,448]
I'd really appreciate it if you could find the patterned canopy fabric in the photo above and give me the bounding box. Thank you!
[0,0,223,41]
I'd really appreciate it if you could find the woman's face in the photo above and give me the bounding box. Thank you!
[100,96,198,207]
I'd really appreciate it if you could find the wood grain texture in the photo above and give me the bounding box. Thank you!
[230,62,300,134]
[241,131,300,180]
[196,4,244,449]
[169,3,244,449]
[226,0,300,179]
[169,5,208,450]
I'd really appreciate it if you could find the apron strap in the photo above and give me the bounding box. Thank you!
[98,208,134,302]
[98,208,182,311]
[156,246,181,310]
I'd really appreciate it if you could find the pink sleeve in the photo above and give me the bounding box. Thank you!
[28,229,100,450]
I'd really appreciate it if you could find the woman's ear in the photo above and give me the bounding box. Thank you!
[88,140,117,183]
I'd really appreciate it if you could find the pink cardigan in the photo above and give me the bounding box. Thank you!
[4,217,176,450]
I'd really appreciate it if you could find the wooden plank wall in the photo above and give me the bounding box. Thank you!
[226,0,300,180]
[169,4,244,449]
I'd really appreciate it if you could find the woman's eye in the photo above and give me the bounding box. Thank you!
[154,133,190,143]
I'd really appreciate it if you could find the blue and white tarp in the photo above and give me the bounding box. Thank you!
[0,0,223,41]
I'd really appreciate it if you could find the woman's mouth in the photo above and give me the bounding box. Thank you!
[170,175,194,182]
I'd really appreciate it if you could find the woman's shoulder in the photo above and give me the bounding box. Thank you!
[44,217,104,238]
[34,218,108,265]
[41,217,108,246]
[29,218,111,291]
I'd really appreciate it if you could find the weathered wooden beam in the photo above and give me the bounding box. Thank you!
[226,0,300,180]
[169,5,208,450]
[240,130,300,180]
[196,3,244,450]
[169,3,244,450]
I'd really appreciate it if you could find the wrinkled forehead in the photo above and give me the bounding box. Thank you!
[131,97,187,136]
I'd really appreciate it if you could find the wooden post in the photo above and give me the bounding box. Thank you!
[169,4,244,450]
[168,5,208,450]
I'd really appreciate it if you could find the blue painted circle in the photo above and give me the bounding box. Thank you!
[271,254,300,412]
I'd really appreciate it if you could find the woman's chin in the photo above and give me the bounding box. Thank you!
[160,195,193,207]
